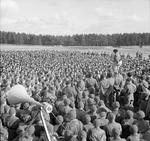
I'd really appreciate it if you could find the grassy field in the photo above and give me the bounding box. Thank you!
[1,44,150,58]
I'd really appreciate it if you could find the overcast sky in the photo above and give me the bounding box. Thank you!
[0,0,150,35]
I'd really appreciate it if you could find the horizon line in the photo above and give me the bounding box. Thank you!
[1,30,150,37]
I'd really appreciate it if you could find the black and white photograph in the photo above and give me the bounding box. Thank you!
[0,0,150,141]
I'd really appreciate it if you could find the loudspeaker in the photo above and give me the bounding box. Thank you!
[6,84,42,106]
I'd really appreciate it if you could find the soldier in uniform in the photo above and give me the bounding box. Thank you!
[105,112,122,139]
[87,119,106,141]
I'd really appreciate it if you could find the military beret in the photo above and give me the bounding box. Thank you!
[127,72,132,77]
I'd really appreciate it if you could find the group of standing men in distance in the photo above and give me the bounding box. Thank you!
[0,48,150,141]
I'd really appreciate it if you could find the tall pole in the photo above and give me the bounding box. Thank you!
[40,109,51,141]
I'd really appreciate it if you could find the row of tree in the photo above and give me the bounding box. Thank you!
[0,31,150,46]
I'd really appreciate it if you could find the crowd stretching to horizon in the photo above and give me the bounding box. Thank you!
[0,49,150,141]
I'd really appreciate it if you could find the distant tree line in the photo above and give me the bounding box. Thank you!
[0,31,150,46]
